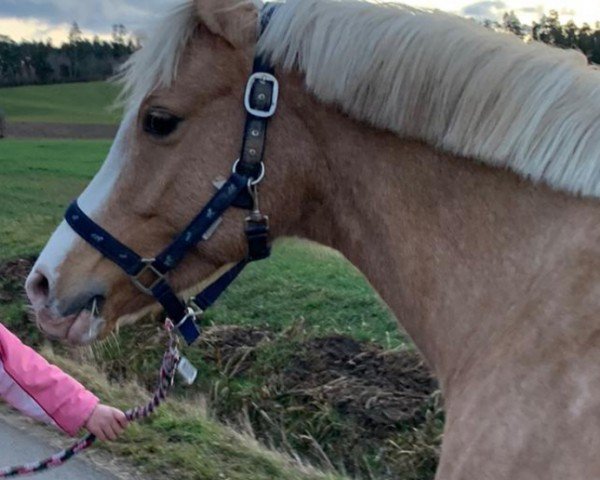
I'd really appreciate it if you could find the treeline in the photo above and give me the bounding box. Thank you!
[0,12,598,88]
[0,23,136,87]
[492,11,600,64]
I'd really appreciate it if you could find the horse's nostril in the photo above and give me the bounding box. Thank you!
[37,275,49,298]
[25,271,51,307]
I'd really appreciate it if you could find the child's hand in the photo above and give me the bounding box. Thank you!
[85,404,128,441]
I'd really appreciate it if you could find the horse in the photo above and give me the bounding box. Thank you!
[24,0,600,478]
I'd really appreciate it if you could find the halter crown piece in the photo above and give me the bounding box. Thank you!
[65,4,280,345]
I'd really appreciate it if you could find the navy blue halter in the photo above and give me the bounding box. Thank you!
[64,5,279,345]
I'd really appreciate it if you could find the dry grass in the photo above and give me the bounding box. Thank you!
[42,347,346,480]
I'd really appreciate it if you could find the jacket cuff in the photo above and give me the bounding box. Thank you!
[55,391,99,437]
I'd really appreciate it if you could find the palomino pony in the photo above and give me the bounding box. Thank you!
[25,0,600,478]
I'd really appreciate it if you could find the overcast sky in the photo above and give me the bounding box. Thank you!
[0,0,598,44]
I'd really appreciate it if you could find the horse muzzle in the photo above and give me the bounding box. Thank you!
[26,270,106,344]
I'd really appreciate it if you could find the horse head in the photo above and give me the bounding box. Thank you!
[26,0,317,344]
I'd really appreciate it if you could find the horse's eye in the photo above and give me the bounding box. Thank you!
[143,109,182,137]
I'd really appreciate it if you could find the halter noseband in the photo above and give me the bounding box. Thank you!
[64,5,280,345]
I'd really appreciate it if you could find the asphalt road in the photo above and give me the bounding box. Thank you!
[0,410,135,480]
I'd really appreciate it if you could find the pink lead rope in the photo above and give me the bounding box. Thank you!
[0,320,197,478]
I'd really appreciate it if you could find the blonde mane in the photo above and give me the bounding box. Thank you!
[116,1,198,110]
[120,0,600,197]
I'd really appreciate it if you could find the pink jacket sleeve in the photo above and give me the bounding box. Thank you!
[0,323,98,436]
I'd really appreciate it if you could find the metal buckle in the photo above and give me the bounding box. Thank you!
[245,212,270,229]
[245,212,270,261]
[131,258,165,295]
[244,72,279,118]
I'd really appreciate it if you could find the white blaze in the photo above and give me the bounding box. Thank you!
[29,112,136,284]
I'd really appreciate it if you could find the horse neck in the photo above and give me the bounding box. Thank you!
[281,81,600,396]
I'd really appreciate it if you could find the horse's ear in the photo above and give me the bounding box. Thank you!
[196,0,258,48]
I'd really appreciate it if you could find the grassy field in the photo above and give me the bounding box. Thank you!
[0,140,109,258]
[0,82,121,124]
[0,140,357,479]
[40,349,345,480]
[0,139,403,346]
[0,77,442,478]
[0,138,442,479]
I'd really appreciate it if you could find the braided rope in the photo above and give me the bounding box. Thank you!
[0,321,181,478]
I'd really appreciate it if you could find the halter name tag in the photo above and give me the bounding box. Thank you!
[176,355,198,386]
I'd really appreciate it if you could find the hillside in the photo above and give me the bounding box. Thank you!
[0,82,121,125]
[0,83,441,479]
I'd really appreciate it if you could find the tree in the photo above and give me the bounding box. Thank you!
[68,22,83,44]
[0,29,136,86]
[0,36,21,84]
[0,108,5,139]
[502,11,524,38]
[564,20,578,47]
[29,42,54,83]
[112,24,127,45]
[483,19,500,31]
[533,11,566,46]
[501,11,598,65]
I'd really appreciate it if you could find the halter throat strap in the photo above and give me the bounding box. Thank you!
[64,4,279,345]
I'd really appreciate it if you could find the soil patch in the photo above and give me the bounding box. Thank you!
[0,257,33,303]
[199,325,437,437]
[199,325,275,376]
[5,122,117,139]
[2,258,437,436]
[197,325,440,477]
[1,257,441,478]
[284,336,435,431]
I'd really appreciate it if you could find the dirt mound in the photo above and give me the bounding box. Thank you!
[5,122,117,139]
[2,259,436,435]
[199,325,274,375]
[284,336,435,431]
[199,325,436,436]
[0,258,33,303]
[1,258,441,477]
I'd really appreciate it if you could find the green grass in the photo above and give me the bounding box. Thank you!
[0,139,110,258]
[0,138,440,479]
[0,139,403,347]
[44,350,344,480]
[0,82,121,124]
[207,240,405,346]
[0,138,351,480]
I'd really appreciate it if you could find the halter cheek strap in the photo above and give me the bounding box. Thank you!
[64,4,279,345]
[64,171,255,340]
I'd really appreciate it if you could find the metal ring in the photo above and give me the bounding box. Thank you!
[175,307,198,330]
[232,159,265,186]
